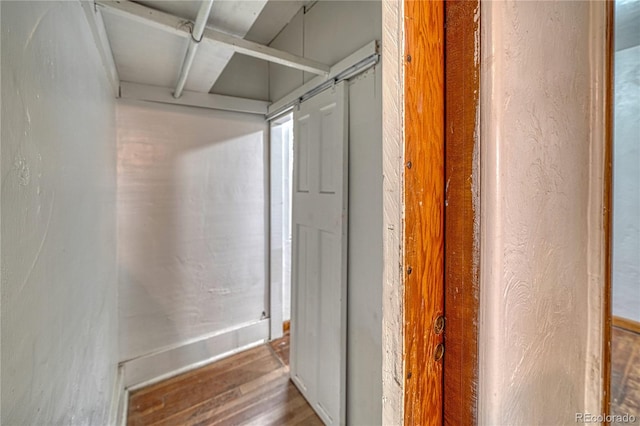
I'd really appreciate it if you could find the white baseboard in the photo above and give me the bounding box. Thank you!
[118,389,129,426]
[108,365,127,426]
[121,319,270,391]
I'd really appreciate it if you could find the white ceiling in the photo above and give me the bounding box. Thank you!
[101,0,306,94]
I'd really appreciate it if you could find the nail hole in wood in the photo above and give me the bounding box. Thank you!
[434,343,444,362]
[434,316,445,335]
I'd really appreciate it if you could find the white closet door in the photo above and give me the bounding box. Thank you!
[290,81,348,426]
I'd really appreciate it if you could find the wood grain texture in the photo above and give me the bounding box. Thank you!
[604,0,614,419]
[127,335,321,426]
[403,1,445,425]
[611,327,640,425]
[443,1,480,425]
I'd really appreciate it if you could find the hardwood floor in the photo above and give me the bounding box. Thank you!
[127,334,322,426]
[611,326,640,425]
[127,326,639,425]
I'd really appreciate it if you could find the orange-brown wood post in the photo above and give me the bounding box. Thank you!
[403,1,445,424]
[443,1,481,425]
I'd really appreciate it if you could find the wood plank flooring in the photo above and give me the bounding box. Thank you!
[127,334,322,426]
[611,326,640,425]
[128,326,640,425]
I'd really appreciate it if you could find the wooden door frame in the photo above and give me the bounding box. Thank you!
[382,1,613,424]
[381,0,477,423]
[402,1,445,425]
[381,1,447,425]
[443,1,480,424]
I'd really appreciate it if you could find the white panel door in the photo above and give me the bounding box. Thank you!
[290,81,348,426]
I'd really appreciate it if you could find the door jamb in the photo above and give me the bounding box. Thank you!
[380,1,446,425]
[383,1,613,424]
[268,114,294,341]
[443,1,481,424]
[402,1,446,425]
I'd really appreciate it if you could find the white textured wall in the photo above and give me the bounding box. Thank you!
[479,1,609,423]
[1,1,118,424]
[613,44,640,323]
[269,3,383,424]
[117,100,268,362]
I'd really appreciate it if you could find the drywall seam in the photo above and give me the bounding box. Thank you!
[381,0,404,424]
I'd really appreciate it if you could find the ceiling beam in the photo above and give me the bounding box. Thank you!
[198,27,330,76]
[173,0,214,98]
[120,82,269,115]
[95,0,331,76]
